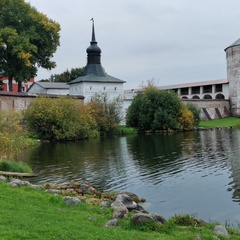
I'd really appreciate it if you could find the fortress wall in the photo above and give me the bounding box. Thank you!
[183,99,231,120]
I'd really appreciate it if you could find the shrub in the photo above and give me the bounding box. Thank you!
[126,87,193,132]
[172,214,197,226]
[25,96,98,141]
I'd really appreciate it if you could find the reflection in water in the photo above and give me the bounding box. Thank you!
[21,128,240,224]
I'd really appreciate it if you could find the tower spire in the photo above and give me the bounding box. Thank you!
[90,18,96,42]
[86,18,101,64]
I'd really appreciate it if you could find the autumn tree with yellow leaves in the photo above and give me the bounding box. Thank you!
[0,0,60,91]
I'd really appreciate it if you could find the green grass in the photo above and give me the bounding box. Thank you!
[0,182,239,240]
[117,126,137,135]
[0,160,32,173]
[199,117,240,128]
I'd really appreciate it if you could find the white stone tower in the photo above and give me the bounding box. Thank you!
[225,38,240,116]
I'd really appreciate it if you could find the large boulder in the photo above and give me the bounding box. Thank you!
[113,206,129,219]
[114,193,137,210]
[120,191,141,203]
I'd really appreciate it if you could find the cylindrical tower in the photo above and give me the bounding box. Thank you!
[225,39,240,116]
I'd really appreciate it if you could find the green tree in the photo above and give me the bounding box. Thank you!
[0,0,60,91]
[45,67,85,82]
[126,87,194,132]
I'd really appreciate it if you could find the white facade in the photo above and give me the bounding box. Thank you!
[69,82,124,103]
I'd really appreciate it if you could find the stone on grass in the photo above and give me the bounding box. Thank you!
[46,189,61,194]
[150,213,167,224]
[113,206,129,219]
[105,219,118,227]
[64,196,82,206]
[131,213,155,225]
[10,179,31,187]
[100,201,111,208]
[0,176,7,182]
[212,225,229,238]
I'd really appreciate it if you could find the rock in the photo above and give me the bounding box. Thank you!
[46,189,61,194]
[100,201,111,208]
[10,179,31,187]
[111,199,126,208]
[134,204,149,214]
[113,206,129,219]
[131,213,155,225]
[31,184,44,189]
[0,176,7,182]
[105,219,118,227]
[64,196,82,206]
[212,225,229,238]
[212,236,220,240]
[80,183,90,194]
[120,191,141,203]
[150,213,167,224]
[115,193,137,210]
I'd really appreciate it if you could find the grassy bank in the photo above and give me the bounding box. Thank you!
[0,182,239,240]
[199,117,240,128]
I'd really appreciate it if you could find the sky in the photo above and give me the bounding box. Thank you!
[27,0,240,90]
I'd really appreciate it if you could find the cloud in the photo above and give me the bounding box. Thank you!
[27,0,240,89]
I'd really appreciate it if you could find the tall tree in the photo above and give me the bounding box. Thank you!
[45,67,85,82]
[0,0,60,91]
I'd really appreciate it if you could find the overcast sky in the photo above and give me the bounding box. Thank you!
[27,0,240,89]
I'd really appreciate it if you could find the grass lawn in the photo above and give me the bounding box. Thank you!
[199,117,240,128]
[0,182,240,239]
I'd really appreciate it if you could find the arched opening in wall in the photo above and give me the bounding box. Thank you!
[181,96,188,99]
[216,94,225,100]
[192,95,200,99]
[203,95,212,99]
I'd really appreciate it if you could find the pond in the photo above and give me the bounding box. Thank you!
[21,128,240,225]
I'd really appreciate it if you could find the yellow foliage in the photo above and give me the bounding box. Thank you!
[18,52,32,66]
[179,108,195,130]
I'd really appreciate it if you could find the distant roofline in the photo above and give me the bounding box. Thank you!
[124,78,228,93]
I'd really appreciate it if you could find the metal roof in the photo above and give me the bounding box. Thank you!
[29,82,69,90]
[0,91,36,97]
[158,78,228,90]
[225,38,240,51]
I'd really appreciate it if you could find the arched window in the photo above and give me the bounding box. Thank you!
[216,94,225,100]
[203,95,212,99]
[192,95,200,99]
[181,96,188,99]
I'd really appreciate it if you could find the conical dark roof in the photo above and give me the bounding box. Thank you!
[70,20,125,84]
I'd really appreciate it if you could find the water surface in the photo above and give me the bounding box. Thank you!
[21,128,240,225]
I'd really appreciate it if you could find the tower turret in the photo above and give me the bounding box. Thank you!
[225,38,240,116]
